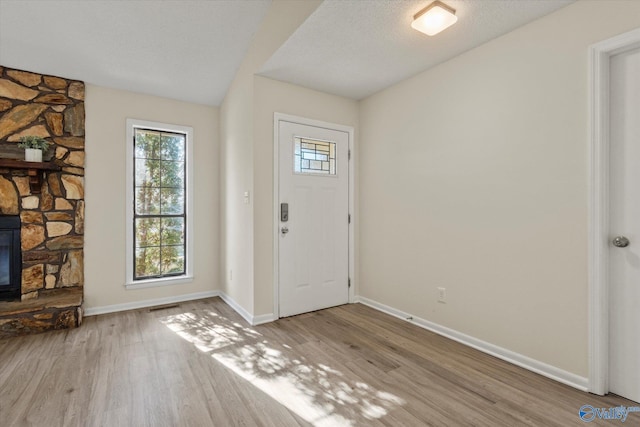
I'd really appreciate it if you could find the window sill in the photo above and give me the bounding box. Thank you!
[125,275,193,290]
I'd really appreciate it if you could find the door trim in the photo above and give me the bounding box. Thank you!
[273,113,355,319]
[588,27,640,396]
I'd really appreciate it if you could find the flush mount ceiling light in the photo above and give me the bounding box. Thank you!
[411,1,458,36]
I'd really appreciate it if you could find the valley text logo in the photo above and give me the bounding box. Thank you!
[579,405,640,423]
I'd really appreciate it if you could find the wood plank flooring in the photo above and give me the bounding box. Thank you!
[0,298,636,426]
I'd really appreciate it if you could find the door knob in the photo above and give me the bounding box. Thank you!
[281,226,289,235]
[612,236,630,248]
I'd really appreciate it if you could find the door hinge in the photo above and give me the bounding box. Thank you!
[348,277,351,288]
[348,149,351,160]
[348,214,351,224]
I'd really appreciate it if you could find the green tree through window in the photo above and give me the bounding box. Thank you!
[133,128,186,279]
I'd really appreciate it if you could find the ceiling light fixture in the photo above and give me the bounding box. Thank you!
[411,1,458,36]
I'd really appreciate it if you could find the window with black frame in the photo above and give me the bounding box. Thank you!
[133,128,186,280]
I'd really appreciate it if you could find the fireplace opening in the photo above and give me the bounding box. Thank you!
[0,216,21,301]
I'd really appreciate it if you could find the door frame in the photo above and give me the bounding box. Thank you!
[272,113,355,318]
[589,27,640,396]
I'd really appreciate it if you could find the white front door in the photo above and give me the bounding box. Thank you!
[277,119,350,318]
[609,46,640,403]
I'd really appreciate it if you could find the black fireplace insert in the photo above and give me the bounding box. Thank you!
[0,216,21,301]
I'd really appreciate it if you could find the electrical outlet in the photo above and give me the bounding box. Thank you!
[437,287,446,303]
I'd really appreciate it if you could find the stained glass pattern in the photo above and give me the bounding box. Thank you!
[294,138,336,175]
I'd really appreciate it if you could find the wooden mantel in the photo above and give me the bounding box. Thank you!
[0,158,61,194]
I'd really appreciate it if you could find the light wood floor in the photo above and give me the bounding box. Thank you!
[0,298,635,426]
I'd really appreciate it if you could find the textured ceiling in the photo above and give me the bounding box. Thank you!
[259,0,575,100]
[0,0,576,106]
[0,0,271,106]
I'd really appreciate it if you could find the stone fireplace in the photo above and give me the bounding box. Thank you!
[0,65,84,337]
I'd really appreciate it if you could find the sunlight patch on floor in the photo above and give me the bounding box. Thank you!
[159,310,261,352]
[212,341,405,426]
[160,309,405,426]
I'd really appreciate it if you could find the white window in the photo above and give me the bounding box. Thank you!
[126,119,193,289]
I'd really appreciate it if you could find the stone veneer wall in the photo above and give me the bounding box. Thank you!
[0,65,85,301]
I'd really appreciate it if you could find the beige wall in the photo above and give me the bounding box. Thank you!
[358,0,640,376]
[252,76,359,316]
[219,0,322,316]
[84,84,219,309]
[220,71,255,312]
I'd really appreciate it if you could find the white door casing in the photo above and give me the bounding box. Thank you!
[274,115,354,318]
[589,27,640,398]
[608,46,640,404]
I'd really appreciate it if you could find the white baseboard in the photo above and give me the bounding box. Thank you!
[252,313,278,325]
[218,292,277,326]
[84,291,220,316]
[218,292,252,324]
[354,295,589,392]
[84,289,277,326]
